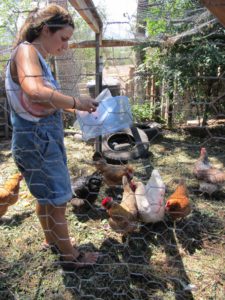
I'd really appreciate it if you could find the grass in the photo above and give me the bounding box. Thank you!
[0,130,225,300]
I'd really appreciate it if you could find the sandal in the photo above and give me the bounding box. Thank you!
[60,251,99,271]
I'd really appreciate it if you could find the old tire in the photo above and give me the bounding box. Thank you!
[101,127,149,164]
[134,122,162,142]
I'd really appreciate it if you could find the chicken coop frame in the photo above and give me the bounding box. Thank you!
[66,0,225,166]
[68,0,147,155]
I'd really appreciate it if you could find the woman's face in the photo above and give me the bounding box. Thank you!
[45,25,74,56]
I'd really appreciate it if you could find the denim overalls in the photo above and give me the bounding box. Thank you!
[5,44,73,205]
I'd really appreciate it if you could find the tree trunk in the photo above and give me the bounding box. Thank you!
[167,77,174,128]
[134,0,148,103]
[202,81,213,126]
[154,83,161,122]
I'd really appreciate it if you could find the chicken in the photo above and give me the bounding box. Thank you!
[70,171,102,210]
[0,173,23,218]
[165,179,191,220]
[93,152,134,187]
[135,169,166,223]
[0,204,8,219]
[101,175,138,234]
[194,147,225,195]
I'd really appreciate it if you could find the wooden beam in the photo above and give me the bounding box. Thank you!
[164,18,217,46]
[69,39,145,48]
[69,0,102,33]
[201,0,225,27]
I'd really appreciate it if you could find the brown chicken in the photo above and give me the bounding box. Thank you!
[93,152,134,187]
[194,147,225,195]
[0,203,8,219]
[165,179,191,220]
[0,173,23,218]
[101,175,138,234]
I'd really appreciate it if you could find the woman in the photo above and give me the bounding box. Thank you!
[5,4,99,271]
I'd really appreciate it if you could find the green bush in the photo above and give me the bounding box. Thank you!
[132,103,153,122]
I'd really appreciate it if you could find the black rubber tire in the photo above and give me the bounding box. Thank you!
[101,127,149,164]
[134,122,162,141]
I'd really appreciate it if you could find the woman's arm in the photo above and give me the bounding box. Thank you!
[14,44,97,112]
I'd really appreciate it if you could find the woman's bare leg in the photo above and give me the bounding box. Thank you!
[36,202,98,263]
[36,202,77,260]
[36,203,55,245]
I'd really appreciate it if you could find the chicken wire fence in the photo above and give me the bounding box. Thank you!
[0,0,225,299]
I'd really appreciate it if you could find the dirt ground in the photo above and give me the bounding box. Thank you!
[0,129,224,300]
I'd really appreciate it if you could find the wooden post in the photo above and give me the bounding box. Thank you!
[0,97,10,139]
[95,33,103,153]
[95,35,103,97]
[129,67,135,102]
[201,0,225,27]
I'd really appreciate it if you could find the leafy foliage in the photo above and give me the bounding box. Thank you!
[132,102,153,122]
[141,0,225,124]
[146,0,199,37]
[0,0,34,46]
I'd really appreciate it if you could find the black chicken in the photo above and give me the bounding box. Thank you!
[70,171,103,211]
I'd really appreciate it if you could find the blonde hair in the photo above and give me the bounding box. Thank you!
[14,4,74,47]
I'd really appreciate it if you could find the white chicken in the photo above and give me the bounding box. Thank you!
[135,169,166,223]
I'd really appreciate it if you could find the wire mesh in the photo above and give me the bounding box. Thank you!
[0,0,225,299]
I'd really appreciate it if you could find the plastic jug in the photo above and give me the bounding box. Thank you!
[75,89,133,141]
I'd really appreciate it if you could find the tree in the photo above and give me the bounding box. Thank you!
[0,0,35,46]
[134,0,148,103]
[138,0,225,126]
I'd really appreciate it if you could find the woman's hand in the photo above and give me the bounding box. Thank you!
[75,97,99,113]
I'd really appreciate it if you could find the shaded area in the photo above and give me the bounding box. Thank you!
[0,210,34,228]
[60,207,224,299]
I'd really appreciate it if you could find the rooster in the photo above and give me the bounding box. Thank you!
[0,173,23,218]
[165,179,191,220]
[93,152,134,187]
[135,169,166,223]
[101,175,138,234]
[193,147,225,195]
[70,171,102,211]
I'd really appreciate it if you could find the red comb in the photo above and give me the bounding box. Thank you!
[102,197,112,207]
[130,181,136,192]
[165,200,170,208]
